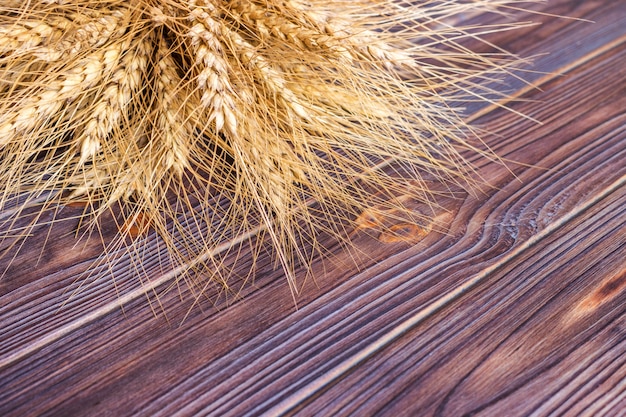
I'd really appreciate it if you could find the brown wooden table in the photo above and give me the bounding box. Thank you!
[1,1,625,415]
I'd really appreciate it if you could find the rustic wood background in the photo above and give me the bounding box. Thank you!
[1,1,625,415]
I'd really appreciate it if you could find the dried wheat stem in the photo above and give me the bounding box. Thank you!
[229,0,352,62]
[280,0,413,68]
[227,28,309,120]
[152,36,191,174]
[0,18,67,58]
[0,33,135,150]
[76,34,151,164]
[0,7,128,62]
[54,8,129,60]
[188,0,238,136]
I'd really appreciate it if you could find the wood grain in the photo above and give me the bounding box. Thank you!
[1,1,625,416]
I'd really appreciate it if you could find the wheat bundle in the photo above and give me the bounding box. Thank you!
[0,1,536,302]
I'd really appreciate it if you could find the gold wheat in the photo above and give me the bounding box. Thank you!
[0,1,536,303]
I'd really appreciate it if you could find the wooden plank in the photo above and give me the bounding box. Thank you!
[300,191,625,416]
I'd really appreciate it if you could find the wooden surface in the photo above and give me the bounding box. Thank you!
[1,1,625,416]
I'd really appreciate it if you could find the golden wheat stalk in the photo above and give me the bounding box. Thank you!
[0,0,536,303]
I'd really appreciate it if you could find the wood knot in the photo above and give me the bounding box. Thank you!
[575,268,626,315]
[352,191,453,245]
[122,211,152,238]
[378,222,431,244]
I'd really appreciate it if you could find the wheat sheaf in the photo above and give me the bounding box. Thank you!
[1,0,536,304]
